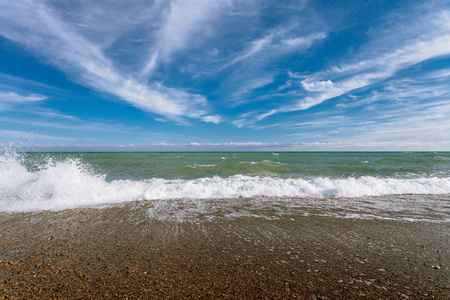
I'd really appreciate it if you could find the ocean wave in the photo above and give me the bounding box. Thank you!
[1,152,450,212]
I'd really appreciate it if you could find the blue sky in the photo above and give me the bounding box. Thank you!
[0,0,450,151]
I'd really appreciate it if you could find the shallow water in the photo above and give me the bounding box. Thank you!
[1,151,449,222]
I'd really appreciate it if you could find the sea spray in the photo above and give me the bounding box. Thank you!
[1,151,450,212]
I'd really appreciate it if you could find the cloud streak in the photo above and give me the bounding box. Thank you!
[0,90,47,110]
[0,91,46,103]
[141,0,231,78]
[14,141,450,152]
[0,130,76,142]
[1,0,449,149]
[221,31,326,72]
[0,0,214,121]
[256,8,450,119]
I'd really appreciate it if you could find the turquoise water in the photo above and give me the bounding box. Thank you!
[18,152,450,180]
[1,151,450,221]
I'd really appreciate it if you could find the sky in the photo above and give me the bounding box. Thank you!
[0,0,450,151]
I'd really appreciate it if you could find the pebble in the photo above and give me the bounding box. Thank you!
[432,265,441,270]
[0,204,448,299]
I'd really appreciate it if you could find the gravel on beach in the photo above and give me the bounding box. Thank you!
[0,200,448,299]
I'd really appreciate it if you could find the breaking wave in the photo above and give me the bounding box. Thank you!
[1,151,450,212]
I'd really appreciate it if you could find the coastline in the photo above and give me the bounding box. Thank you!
[0,200,448,299]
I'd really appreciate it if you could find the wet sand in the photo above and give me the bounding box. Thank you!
[0,200,449,299]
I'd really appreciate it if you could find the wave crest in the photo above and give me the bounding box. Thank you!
[1,152,450,212]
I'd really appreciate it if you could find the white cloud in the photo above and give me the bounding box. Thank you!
[201,115,222,124]
[295,30,450,110]
[301,80,334,92]
[226,76,275,105]
[259,9,450,117]
[0,91,46,103]
[292,70,391,110]
[221,31,326,71]
[0,0,211,121]
[0,130,76,141]
[231,119,247,128]
[281,32,327,48]
[220,33,274,70]
[20,141,450,152]
[0,116,117,132]
[141,0,231,77]
[357,101,450,143]
[0,90,47,110]
[422,68,450,80]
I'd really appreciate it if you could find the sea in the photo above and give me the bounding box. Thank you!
[1,150,449,223]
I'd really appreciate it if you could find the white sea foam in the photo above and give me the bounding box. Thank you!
[1,152,450,212]
[187,164,216,168]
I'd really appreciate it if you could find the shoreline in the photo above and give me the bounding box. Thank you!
[0,201,448,299]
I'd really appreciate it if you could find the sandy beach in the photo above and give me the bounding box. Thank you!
[0,199,448,299]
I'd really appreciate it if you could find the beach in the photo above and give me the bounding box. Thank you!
[1,0,450,297]
[1,151,449,298]
[0,199,448,299]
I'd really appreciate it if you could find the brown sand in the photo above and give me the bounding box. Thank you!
[0,200,448,299]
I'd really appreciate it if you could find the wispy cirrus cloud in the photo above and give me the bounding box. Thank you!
[0,91,46,103]
[0,0,217,122]
[0,90,47,110]
[0,116,113,133]
[281,32,327,48]
[140,0,231,78]
[347,101,450,144]
[0,130,76,142]
[220,31,326,72]
[275,71,450,144]
[1,0,449,149]
[21,141,450,152]
[201,115,222,125]
[219,33,275,71]
[254,8,450,119]
[213,31,327,106]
